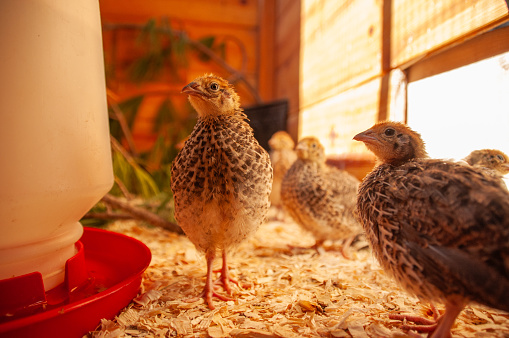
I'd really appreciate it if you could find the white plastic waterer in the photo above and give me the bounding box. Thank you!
[0,0,113,291]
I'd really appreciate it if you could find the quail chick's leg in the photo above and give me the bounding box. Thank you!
[218,250,239,295]
[185,250,232,310]
[340,236,356,259]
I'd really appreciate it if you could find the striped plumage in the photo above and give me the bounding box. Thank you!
[354,121,509,337]
[464,149,509,189]
[171,74,272,309]
[281,137,362,254]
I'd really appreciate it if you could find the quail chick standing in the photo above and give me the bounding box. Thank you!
[354,121,509,338]
[281,137,362,256]
[268,131,297,220]
[464,149,509,189]
[171,74,272,309]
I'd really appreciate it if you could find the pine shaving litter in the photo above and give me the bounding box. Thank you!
[86,219,509,337]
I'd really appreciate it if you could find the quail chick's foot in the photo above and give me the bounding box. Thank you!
[184,283,233,310]
[184,251,233,310]
[213,251,250,294]
[389,303,441,335]
[340,236,357,259]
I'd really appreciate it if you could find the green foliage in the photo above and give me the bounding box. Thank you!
[111,150,160,198]
[128,18,190,83]
[104,19,220,201]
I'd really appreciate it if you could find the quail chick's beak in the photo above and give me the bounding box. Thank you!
[182,82,203,97]
[295,142,307,152]
[353,129,378,144]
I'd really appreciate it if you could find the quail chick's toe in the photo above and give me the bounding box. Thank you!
[354,121,509,338]
[281,137,363,257]
[171,74,272,309]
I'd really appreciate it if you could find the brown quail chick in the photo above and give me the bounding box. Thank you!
[171,74,272,309]
[281,137,363,257]
[268,131,297,220]
[354,121,509,338]
[464,149,509,189]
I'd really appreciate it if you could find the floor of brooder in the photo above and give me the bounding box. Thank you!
[88,216,509,338]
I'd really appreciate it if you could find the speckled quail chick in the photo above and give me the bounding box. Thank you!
[281,137,363,257]
[464,149,509,189]
[171,74,273,309]
[268,131,297,220]
[354,121,509,338]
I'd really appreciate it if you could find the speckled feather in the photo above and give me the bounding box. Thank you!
[281,137,362,243]
[464,149,509,189]
[355,122,509,325]
[357,159,509,310]
[171,74,272,258]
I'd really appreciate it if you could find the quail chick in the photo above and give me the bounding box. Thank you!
[464,149,509,189]
[281,137,362,256]
[171,74,272,309]
[268,131,297,220]
[354,121,509,338]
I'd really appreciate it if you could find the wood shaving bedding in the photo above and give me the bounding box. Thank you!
[87,219,509,337]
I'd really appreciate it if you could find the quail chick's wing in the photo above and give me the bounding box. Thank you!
[357,146,509,312]
[281,137,362,243]
[355,121,509,336]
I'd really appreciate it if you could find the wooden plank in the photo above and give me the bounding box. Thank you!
[275,53,300,139]
[299,78,381,157]
[391,0,509,69]
[408,25,509,82]
[99,0,258,27]
[258,0,277,102]
[275,0,300,66]
[274,0,300,140]
[102,24,258,74]
[300,0,382,109]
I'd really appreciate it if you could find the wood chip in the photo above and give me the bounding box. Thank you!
[86,219,509,338]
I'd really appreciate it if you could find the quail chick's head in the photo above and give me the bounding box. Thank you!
[464,149,509,176]
[268,131,295,152]
[354,121,509,337]
[182,74,240,117]
[353,121,428,165]
[295,136,326,164]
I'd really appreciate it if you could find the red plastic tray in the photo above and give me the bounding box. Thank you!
[0,227,151,338]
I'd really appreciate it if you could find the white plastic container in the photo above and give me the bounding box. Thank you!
[0,0,113,290]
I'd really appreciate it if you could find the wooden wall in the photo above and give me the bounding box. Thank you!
[99,0,282,152]
[298,0,509,179]
[274,0,301,141]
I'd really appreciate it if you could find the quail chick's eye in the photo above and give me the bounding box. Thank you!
[384,128,395,137]
[210,82,219,91]
[497,154,505,161]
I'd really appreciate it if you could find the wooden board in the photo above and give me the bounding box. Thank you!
[274,0,301,140]
[299,78,381,157]
[99,0,258,27]
[300,0,382,108]
[408,25,509,82]
[391,0,509,69]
